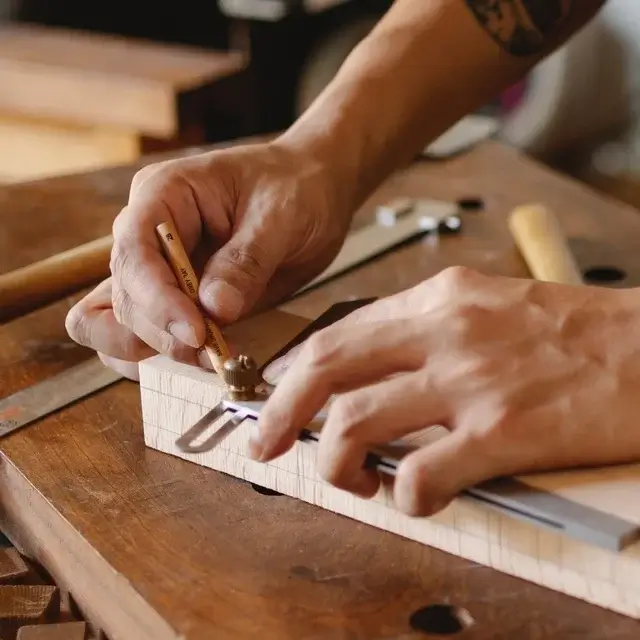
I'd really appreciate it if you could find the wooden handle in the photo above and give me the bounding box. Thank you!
[508,204,583,285]
[155,220,231,376]
[0,235,113,323]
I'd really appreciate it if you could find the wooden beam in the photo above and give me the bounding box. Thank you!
[0,24,246,138]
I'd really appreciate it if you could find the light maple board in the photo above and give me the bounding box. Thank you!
[140,308,640,619]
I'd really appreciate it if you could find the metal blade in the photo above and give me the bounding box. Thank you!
[0,357,122,439]
[175,403,247,453]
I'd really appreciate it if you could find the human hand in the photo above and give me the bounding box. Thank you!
[252,266,640,516]
[65,141,351,380]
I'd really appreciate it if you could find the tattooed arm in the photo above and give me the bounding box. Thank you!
[278,0,606,213]
[465,0,601,56]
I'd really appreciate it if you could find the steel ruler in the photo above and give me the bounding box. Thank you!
[0,358,123,439]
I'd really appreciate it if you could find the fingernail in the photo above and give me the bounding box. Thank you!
[168,321,199,348]
[202,281,244,323]
[262,345,301,384]
[197,349,213,370]
[262,357,287,385]
[248,433,265,461]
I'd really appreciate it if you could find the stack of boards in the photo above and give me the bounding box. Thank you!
[140,307,640,620]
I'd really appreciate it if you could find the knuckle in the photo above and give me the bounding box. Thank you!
[301,329,337,369]
[330,394,368,438]
[129,161,172,194]
[111,287,134,326]
[111,209,133,244]
[222,245,266,280]
[438,265,477,291]
[109,243,136,285]
[447,301,491,344]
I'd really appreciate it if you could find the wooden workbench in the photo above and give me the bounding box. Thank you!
[2,138,640,639]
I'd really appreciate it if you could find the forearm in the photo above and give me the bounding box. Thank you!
[277,0,606,216]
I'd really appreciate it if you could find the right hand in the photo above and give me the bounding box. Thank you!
[65,141,352,379]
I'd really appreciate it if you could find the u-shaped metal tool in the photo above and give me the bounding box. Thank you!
[175,382,402,476]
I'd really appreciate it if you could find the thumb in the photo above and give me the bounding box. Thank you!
[198,226,285,324]
[393,430,492,517]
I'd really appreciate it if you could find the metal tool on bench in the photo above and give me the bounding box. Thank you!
[0,357,123,439]
[295,197,463,294]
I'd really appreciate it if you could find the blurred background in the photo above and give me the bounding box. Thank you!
[1,0,640,209]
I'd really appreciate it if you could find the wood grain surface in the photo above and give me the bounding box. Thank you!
[2,139,640,639]
[0,23,246,138]
[0,541,99,639]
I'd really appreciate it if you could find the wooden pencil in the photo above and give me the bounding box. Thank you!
[155,220,231,376]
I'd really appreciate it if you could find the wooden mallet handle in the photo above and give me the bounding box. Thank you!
[0,235,113,324]
[508,204,583,285]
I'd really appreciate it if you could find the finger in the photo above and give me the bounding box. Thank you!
[110,185,206,347]
[196,339,240,371]
[66,278,154,362]
[316,370,448,498]
[110,281,198,365]
[198,223,287,324]
[393,429,492,517]
[262,343,303,385]
[97,352,141,381]
[261,279,450,383]
[253,318,426,462]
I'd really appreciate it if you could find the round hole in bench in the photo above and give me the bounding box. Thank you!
[457,197,484,212]
[583,266,626,283]
[250,483,283,496]
[409,604,474,635]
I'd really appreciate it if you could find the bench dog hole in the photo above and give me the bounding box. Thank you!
[250,482,283,496]
[583,266,626,284]
[409,604,474,635]
[457,197,484,212]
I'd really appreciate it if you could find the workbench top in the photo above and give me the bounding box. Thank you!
[2,139,640,639]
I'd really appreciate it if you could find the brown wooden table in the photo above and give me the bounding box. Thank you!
[2,138,640,639]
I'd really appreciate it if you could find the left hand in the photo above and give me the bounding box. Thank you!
[251,266,640,517]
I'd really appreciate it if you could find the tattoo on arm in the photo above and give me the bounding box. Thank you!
[464,1,592,56]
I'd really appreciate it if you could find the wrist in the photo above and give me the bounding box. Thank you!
[272,100,371,226]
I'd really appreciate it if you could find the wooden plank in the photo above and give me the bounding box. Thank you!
[0,113,139,182]
[0,585,59,639]
[2,140,640,638]
[0,550,29,585]
[17,622,87,640]
[0,24,246,137]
